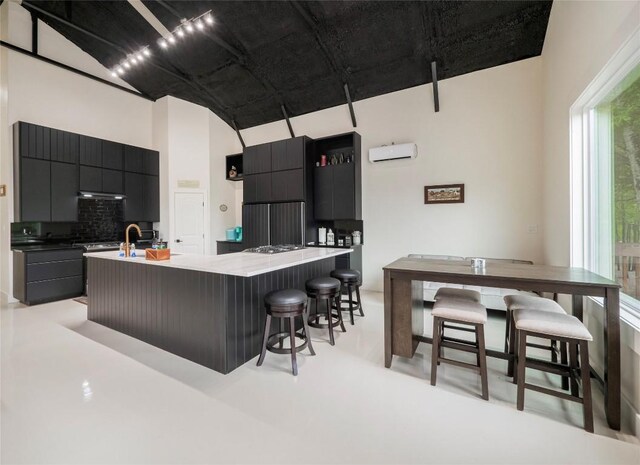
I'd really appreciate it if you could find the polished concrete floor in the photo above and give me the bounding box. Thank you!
[1,291,639,464]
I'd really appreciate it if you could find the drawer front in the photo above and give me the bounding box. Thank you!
[26,276,83,303]
[26,249,84,264]
[27,260,83,283]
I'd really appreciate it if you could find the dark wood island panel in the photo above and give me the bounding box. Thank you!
[87,256,335,374]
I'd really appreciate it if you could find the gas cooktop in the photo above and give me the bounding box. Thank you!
[244,244,306,254]
[75,241,121,251]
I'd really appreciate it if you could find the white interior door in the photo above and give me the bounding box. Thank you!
[173,192,205,254]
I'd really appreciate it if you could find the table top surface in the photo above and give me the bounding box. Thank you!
[383,257,620,288]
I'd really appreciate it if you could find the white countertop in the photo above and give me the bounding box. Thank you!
[85,247,352,277]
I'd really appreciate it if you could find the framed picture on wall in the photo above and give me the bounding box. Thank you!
[424,184,465,204]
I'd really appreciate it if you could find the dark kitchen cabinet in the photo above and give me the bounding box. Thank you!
[124,172,144,221]
[143,149,159,175]
[242,204,270,248]
[271,169,303,202]
[18,157,51,221]
[313,163,358,220]
[18,122,49,160]
[313,166,334,220]
[13,248,84,305]
[243,143,271,175]
[124,145,144,173]
[216,241,244,255]
[51,162,78,221]
[243,173,272,204]
[272,137,304,172]
[124,172,159,222]
[270,202,304,245]
[79,136,102,167]
[79,165,102,192]
[102,141,123,170]
[102,169,123,193]
[143,174,160,220]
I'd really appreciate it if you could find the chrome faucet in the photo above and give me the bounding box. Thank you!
[124,223,142,257]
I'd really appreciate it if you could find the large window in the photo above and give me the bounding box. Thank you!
[571,29,640,322]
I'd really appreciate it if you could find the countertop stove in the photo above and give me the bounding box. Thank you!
[244,244,306,254]
[75,241,122,252]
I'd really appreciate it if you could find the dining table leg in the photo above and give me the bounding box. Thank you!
[604,287,621,430]
[384,269,393,368]
[572,295,583,320]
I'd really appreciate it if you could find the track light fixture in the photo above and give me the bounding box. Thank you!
[110,10,213,77]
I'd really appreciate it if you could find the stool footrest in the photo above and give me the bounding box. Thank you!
[524,382,584,404]
[439,356,481,372]
[266,331,309,355]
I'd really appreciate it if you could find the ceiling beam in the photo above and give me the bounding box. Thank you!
[431,61,440,113]
[232,119,246,149]
[127,0,173,39]
[20,0,234,124]
[344,84,357,128]
[30,10,38,54]
[281,105,295,138]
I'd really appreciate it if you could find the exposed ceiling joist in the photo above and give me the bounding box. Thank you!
[431,61,440,113]
[281,105,295,138]
[126,0,172,39]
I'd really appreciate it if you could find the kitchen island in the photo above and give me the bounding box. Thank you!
[86,247,351,374]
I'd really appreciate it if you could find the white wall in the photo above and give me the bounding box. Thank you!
[240,57,545,292]
[209,112,243,252]
[0,1,153,300]
[541,0,640,437]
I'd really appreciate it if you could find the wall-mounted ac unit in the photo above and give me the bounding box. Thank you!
[368,143,417,163]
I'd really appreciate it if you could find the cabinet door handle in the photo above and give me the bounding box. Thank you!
[175,239,182,243]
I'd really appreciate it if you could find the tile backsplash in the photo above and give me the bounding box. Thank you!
[74,198,124,242]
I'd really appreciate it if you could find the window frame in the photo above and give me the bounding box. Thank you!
[570,26,640,326]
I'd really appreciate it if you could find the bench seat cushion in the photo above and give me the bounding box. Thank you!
[514,309,592,341]
[504,295,566,314]
[432,299,487,324]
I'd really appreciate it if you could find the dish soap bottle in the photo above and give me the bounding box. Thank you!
[327,229,335,246]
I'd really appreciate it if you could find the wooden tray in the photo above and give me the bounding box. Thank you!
[145,248,171,261]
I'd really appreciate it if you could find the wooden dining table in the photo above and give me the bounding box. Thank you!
[383,257,622,430]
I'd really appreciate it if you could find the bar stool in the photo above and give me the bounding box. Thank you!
[504,295,568,386]
[257,289,315,376]
[430,298,489,400]
[306,277,345,345]
[330,269,364,325]
[435,287,481,303]
[513,308,594,432]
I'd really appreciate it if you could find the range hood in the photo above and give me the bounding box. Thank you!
[78,191,126,200]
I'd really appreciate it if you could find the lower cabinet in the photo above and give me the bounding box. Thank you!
[216,241,244,255]
[13,248,84,305]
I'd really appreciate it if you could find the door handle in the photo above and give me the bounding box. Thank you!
[175,239,182,243]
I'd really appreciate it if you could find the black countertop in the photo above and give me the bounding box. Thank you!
[11,243,82,252]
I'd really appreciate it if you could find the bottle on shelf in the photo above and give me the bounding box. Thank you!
[327,229,335,246]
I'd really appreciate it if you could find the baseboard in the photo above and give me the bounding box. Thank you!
[0,290,17,304]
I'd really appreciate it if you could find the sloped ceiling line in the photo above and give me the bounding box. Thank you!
[22,0,234,122]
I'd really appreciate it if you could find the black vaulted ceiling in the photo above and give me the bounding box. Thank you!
[24,1,552,129]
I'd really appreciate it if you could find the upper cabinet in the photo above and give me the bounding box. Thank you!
[13,121,160,223]
[242,136,310,204]
[243,143,271,175]
[312,132,362,221]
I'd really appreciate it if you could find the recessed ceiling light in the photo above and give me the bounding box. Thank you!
[185,22,194,33]
[123,61,131,69]
[195,19,204,30]
[205,14,214,25]
[111,71,118,78]
[136,53,144,61]
[158,38,168,48]
[176,27,185,38]
[168,35,176,44]
[143,48,151,56]
[116,67,124,75]
[130,57,138,65]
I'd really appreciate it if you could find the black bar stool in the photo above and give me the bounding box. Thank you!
[257,289,315,376]
[306,277,345,346]
[330,269,364,325]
